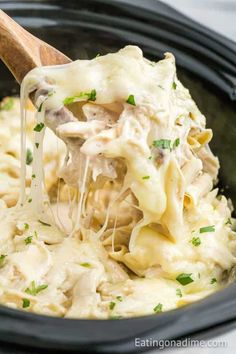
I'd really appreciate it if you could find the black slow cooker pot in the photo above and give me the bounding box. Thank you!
[0,0,236,353]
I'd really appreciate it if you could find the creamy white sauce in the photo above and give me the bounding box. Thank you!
[0,46,235,318]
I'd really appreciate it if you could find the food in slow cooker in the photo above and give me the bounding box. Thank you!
[0,46,235,318]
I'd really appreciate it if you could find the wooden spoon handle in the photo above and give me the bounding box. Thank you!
[0,9,71,83]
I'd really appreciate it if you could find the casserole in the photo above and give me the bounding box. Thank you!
[0,0,236,352]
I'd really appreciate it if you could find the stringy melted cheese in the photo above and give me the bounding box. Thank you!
[0,46,235,318]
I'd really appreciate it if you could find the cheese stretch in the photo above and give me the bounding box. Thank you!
[0,46,235,318]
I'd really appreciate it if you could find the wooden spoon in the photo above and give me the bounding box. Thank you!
[0,9,71,83]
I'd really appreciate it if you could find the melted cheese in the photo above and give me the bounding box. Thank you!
[0,46,235,318]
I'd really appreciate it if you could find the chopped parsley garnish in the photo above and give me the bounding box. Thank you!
[176,289,182,298]
[172,82,177,90]
[191,237,201,247]
[33,122,45,132]
[226,218,232,226]
[28,198,32,203]
[0,254,6,267]
[22,298,30,308]
[148,156,152,160]
[26,148,33,165]
[88,89,97,101]
[142,176,150,180]
[24,236,33,245]
[173,138,180,148]
[109,301,116,310]
[126,94,136,106]
[153,138,180,150]
[63,97,76,105]
[35,143,39,149]
[109,315,123,320]
[63,95,77,105]
[153,303,163,313]
[38,219,51,227]
[153,139,171,150]
[25,281,48,296]
[211,278,217,284]
[37,102,44,112]
[63,89,97,105]
[199,225,215,233]
[24,223,29,231]
[47,91,54,97]
[32,174,36,179]
[37,91,54,112]
[80,262,91,268]
[176,273,194,286]
[0,97,14,111]
[116,296,123,302]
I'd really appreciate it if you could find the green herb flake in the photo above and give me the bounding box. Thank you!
[211,278,217,284]
[37,91,54,111]
[142,176,150,180]
[126,94,136,106]
[63,96,75,105]
[24,223,29,231]
[63,89,97,105]
[109,301,116,310]
[25,281,48,296]
[0,254,7,267]
[153,139,171,150]
[172,82,177,90]
[173,138,180,148]
[37,102,44,112]
[28,198,32,203]
[109,315,123,320]
[38,219,51,227]
[153,303,163,313]
[176,289,182,298]
[33,122,45,132]
[176,273,194,286]
[26,148,33,165]
[148,156,152,160]
[47,91,54,97]
[88,89,97,101]
[116,296,123,302]
[80,262,91,268]
[226,218,232,226]
[0,97,14,111]
[191,237,201,247]
[199,225,215,234]
[35,284,48,293]
[24,236,33,245]
[22,298,30,308]
[35,143,39,149]
[32,174,36,179]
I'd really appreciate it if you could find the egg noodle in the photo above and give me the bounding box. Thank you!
[0,46,235,318]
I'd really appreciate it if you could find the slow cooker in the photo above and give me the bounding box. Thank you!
[0,1,236,353]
